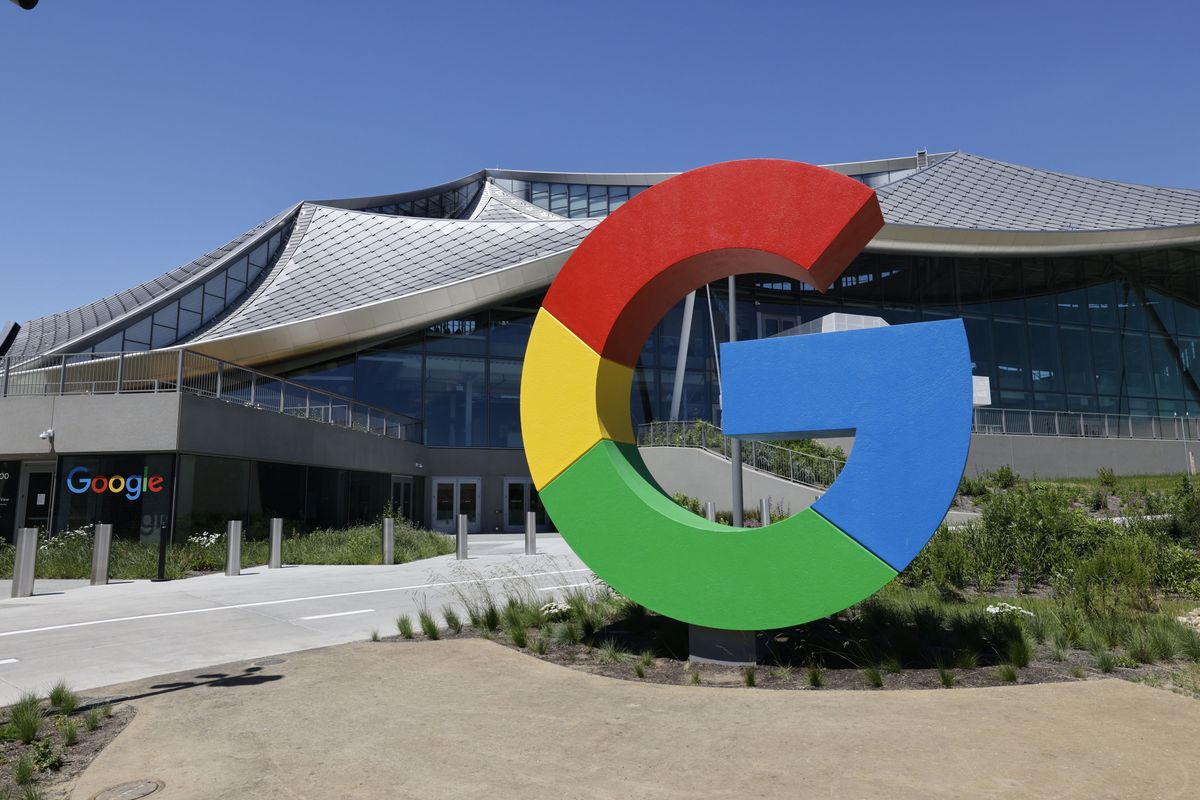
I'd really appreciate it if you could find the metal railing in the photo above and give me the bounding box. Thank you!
[972,407,1200,442]
[637,420,846,489]
[0,350,423,443]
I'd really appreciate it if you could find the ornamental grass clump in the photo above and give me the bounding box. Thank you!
[418,609,440,640]
[442,606,463,634]
[995,664,1018,683]
[863,666,883,688]
[506,624,528,649]
[596,639,630,664]
[743,667,757,687]
[806,664,825,688]
[55,715,78,746]
[83,709,101,732]
[396,615,415,639]
[48,680,78,715]
[10,692,43,744]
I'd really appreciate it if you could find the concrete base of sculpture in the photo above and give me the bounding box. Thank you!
[687,625,758,666]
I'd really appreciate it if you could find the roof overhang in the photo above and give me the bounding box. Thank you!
[866,222,1200,256]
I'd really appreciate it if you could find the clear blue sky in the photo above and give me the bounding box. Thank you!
[1,0,1198,323]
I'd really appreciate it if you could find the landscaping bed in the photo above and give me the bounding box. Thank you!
[375,468,1200,696]
[0,519,452,580]
[0,682,132,800]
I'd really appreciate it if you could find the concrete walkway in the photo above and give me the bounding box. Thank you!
[0,535,587,705]
[70,639,1200,800]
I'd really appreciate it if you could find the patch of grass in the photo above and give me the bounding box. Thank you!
[689,668,701,685]
[481,602,501,632]
[553,621,581,646]
[882,657,904,674]
[442,606,463,634]
[638,650,655,669]
[20,786,46,800]
[418,609,440,640]
[996,664,1018,683]
[1050,642,1067,662]
[83,709,101,732]
[55,715,78,746]
[769,663,794,682]
[634,663,645,679]
[1126,630,1155,664]
[47,680,77,715]
[396,614,415,639]
[806,664,825,688]
[937,664,957,688]
[743,667,757,687]
[13,754,34,785]
[863,666,883,688]
[1149,620,1180,662]
[369,629,380,642]
[1181,630,1200,662]
[529,636,548,655]
[952,650,979,670]
[1070,665,1087,679]
[1005,634,1033,669]
[506,624,528,649]
[595,639,630,664]
[100,704,113,718]
[10,692,42,744]
[1096,650,1117,673]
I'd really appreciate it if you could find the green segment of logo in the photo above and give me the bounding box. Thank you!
[539,440,898,631]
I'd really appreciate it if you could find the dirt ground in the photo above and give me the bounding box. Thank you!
[69,638,1200,800]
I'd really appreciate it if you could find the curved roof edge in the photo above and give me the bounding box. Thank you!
[868,222,1200,256]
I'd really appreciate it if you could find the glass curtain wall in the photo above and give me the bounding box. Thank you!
[284,247,1200,447]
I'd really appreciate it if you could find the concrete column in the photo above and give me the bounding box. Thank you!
[269,518,283,569]
[11,528,37,598]
[225,520,242,577]
[91,524,113,586]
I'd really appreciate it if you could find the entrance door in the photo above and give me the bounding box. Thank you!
[503,477,548,533]
[18,463,55,534]
[391,476,415,523]
[431,477,481,533]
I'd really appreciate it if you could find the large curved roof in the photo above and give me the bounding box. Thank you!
[875,152,1200,232]
[10,151,1200,363]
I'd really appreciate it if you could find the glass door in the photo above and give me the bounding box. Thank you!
[431,477,482,533]
[503,477,549,533]
[391,476,415,523]
[18,463,55,534]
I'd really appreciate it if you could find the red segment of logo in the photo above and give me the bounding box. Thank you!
[541,159,884,368]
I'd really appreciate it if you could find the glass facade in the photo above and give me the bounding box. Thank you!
[358,181,482,219]
[283,247,1200,448]
[173,455,396,539]
[491,179,651,218]
[89,220,295,353]
[54,453,176,543]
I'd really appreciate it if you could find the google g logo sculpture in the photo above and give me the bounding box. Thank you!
[520,160,972,631]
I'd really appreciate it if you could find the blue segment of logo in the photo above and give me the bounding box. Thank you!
[719,319,973,572]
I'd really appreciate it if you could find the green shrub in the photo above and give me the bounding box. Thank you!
[996,664,1018,683]
[1095,650,1117,673]
[937,664,956,688]
[958,474,989,497]
[442,606,463,634]
[1097,467,1118,494]
[595,639,629,664]
[83,709,101,732]
[553,622,581,646]
[55,716,78,746]
[1068,533,1157,613]
[863,666,883,688]
[9,692,42,744]
[47,680,77,715]
[369,629,380,642]
[529,636,548,655]
[506,624,528,649]
[418,609,440,640]
[13,754,34,785]
[993,465,1019,489]
[806,664,824,688]
[1006,635,1032,669]
[396,615,414,639]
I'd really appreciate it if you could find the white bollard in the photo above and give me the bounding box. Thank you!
[524,511,537,556]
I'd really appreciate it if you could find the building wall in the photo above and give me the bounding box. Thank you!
[0,394,180,457]
[966,434,1199,479]
[639,446,822,515]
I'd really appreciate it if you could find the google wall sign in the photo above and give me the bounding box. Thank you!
[66,466,166,501]
[520,160,972,631]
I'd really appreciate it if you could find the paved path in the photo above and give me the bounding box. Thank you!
[0,535,587,705]
[69,639,1200,800]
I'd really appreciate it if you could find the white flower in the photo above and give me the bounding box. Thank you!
[540,601,571,621]
[986,602,1035,618]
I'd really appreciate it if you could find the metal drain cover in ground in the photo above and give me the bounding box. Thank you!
[92,779,164,799]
